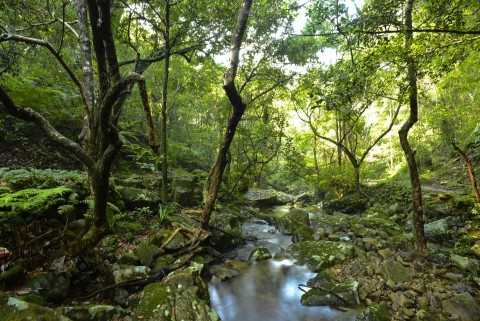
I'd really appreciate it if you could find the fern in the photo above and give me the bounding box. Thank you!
[0,186,71,216]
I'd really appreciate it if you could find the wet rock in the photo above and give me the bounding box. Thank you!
[0,291,71,321]
[207,264,240,282]
[300,280,359,308]
[442,293,480,321]
[288,240,355,272]
[56,305,126,321]
[249,246,272,261]
[244,189,278,207]
[132,282,220,321]
[381,261,411,283]
[355,303,391,321]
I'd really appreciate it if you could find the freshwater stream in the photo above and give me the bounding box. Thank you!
[208,207,360,321]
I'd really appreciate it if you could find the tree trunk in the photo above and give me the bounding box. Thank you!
[201,0,253,230]
[452,142,480,202]
[399,0,427,254]
[160,0,171,204]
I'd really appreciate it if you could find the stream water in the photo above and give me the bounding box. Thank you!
[208,207,360,321]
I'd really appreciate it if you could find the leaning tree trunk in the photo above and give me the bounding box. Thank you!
[452,142,480,202]
[399,0,427,254]
[201,0,253,230]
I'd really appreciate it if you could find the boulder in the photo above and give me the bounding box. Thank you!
[56,305,126,321]
[210,210,244,251]
[244,189,278,207]
[294,192,316,204]
[287,240,355,272]
[292,225,315,243]
[132,282,220,321]
[442,293,480,321]
[207,264,240,282]
[0,291,71,321]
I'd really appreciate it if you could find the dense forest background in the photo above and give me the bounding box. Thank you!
[1,0,480,320]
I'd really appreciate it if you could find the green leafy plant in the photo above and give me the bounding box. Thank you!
[0,186,71,216]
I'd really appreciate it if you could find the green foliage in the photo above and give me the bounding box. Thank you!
[0,186,71,216]
[0,168,84,190]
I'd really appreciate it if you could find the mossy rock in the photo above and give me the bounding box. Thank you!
[0,291,71,321]
[132,282,220,321]
[287,240,355,272]
[248,246,272,261]
[300,280,359,308]
[210,210,244,251]
[323,194,367,214]
[119,253,141,265]
[163,263,209,301]
[275,208,310,235]
[26,272,70,303]
[56,305,126,321]
[244,189,278,207]
[292,225,315,243]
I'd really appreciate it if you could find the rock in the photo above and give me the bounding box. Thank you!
[119,253,141,265]
[27,272,70,303]
[294,192,316,204]
[207,264,240,282]
[276,208,310,235]
[0,262,25,287]
[424,219,449,239]
[381,261,411,283]
[323,194,367,214]
[444,272,463,281]
[355,303,391,321]
[301,280,359,308]
[415,307,449,321]
[471,244,480,258]
[110,266,151,284]
[244,189,278,207]
[210,209,244,251]
[248,246,272,261]
[132,282,220,321]
[292,225,315,243]
[0,291,71,321]
[135,243,161,267]
[56,305,126,321]
[113,288,129,305]
[276,191,295,205]
[173,176,195,207]
[287,240,355,272]
[450,253,479,270]
[117,186,159,210]
[442,293,480,321]
[163,263,209,301]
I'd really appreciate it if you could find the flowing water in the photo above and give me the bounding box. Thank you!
[208,207,360,321]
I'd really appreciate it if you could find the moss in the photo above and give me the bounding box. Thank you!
[288,241,355,272]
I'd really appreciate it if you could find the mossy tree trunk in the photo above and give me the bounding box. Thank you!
[0,0,157,255]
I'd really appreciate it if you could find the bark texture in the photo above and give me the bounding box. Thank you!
[399,0,427,254]
[201,0,253,229]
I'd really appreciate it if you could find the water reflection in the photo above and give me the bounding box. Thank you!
[209,259,358,321]
[208,218,359,321]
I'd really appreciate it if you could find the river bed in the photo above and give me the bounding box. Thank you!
[208,210,360,321]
